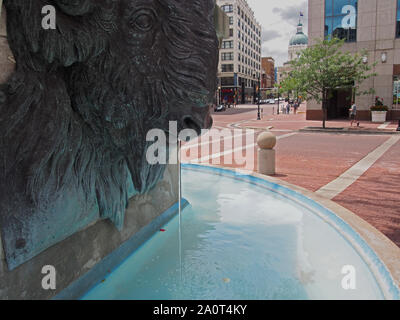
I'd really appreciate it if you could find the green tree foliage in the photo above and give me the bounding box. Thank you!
[278,76,300,100]
[280,38,376,128]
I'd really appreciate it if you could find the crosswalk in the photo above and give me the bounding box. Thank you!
[180,128,297,171]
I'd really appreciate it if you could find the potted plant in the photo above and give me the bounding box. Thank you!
[370,96,388,122]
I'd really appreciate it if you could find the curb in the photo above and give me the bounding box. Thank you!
[299,128,400,135]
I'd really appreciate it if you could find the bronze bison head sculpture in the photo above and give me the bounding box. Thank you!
[0,0,218,268]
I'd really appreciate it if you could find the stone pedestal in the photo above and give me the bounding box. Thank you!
[258,149,276,175]
[257,131,276,175]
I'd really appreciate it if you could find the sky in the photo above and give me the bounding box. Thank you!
[246,0,308,67]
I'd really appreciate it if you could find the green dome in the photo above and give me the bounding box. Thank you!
[289,23,308,46]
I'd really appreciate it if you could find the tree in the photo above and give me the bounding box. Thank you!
[281,38,376,128]
[279,76,300,101]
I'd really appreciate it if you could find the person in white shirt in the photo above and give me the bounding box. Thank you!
[349,102,359,127]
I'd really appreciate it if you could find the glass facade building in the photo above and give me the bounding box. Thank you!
[308,0,400,121]
[325,0,357,42]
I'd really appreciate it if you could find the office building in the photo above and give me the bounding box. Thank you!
[216,0,262,104]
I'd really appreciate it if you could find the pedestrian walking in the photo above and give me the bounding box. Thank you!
[349,102,359,127]
[223,96,228,107]
[286,102,290,114]
[293,101,299,114]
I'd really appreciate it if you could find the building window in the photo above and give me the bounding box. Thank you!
[229,28,233,37]
[221,5,233,13]
[229,16,233,25]
[397,0,400,38]
[325,0,357,42]
[220,77,234,86]
[222,40,233,49]
[222,52,234,61]
[221,64,234,72]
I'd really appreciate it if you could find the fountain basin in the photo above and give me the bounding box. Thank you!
[82,164,400,300]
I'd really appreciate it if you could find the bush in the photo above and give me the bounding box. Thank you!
[371,96,388,111]
[370,105,389,111]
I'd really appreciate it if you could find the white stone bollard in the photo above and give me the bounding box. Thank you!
[257,131,276,175]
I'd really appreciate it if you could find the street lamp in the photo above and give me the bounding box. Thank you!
[253,74,257,105]
[277,86,280,115]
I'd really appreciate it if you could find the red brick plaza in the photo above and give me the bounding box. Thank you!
[182,103,400,247]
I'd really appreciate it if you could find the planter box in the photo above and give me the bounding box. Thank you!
[371,111,387,123]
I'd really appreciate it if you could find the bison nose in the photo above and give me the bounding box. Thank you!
[182,106,213,133]
[182,116,202,136]
[182,112,213,136]
[182,114,213,135]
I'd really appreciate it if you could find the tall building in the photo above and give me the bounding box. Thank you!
[261,57,275,89]
[216,0,262,104]
[277,20,308,85]
[308,0,400,121]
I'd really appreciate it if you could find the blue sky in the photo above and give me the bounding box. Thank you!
[247,0,308,66]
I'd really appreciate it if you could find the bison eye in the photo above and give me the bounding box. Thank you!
[131,9,156,32]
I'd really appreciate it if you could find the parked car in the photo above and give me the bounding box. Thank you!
[267,99,276,104]
[214,104,226,112]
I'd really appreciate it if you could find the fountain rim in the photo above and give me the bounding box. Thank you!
[182,163,400,300]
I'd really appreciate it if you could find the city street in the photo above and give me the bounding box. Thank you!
[182,103,400,247]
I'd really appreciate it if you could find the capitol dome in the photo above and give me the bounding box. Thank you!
[289,23,308,46]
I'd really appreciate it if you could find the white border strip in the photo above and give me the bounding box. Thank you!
[316,136,400,199]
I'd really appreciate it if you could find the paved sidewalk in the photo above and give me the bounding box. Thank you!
[217,103,399,133]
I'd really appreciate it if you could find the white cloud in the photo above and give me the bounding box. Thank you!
[246,0,308,67]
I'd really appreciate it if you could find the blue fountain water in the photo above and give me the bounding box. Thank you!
[82,166,385,300]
